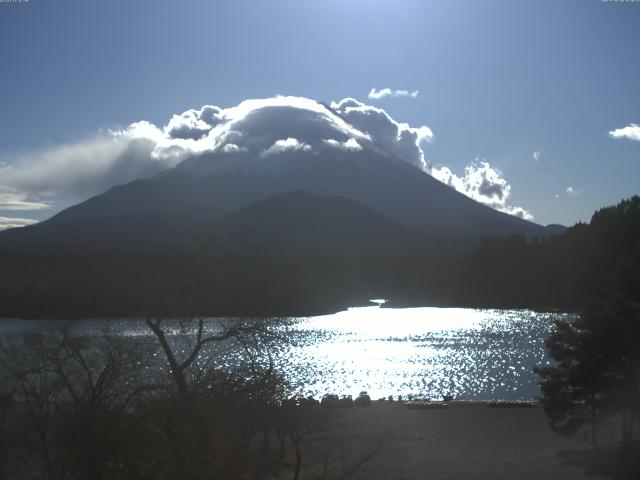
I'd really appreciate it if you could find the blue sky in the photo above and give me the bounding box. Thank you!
[0,0,639,227]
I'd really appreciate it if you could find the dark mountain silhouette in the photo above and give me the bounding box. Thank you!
[0,196,635,318]
[0,115,576,317]
[206,191,424,255]
[13,145,555,252]
[0,190,424,255]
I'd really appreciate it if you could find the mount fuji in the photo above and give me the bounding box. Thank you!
[0,97,564,316]
[0,97,554,254]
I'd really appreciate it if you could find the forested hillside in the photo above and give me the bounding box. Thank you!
[457,196,640,308]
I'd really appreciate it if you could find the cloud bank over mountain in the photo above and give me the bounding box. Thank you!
[0,96,431,204]
[330,98,432,171]
[0,95,533,228]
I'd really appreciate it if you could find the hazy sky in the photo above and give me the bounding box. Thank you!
[1,0,639,227]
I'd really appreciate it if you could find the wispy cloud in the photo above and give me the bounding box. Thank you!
[0,131,189,204]
[554,187,579,200]
[533,151,541,162]
[368,88,419,100]
[0,186,50,211]
[0,197,49,211]
[0,216,38,231]
[609,123,640,142]
[566,186,579,197]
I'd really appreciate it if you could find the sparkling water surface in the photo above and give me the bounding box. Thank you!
[0,305,570,400]
[284,306,568,400]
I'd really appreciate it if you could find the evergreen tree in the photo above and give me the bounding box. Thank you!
[535,298,640,446]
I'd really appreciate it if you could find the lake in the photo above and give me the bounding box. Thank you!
[0,305,569,401]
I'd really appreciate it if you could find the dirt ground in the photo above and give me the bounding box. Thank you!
[304,402,607,480]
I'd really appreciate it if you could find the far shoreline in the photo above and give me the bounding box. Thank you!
[0,300,578,321]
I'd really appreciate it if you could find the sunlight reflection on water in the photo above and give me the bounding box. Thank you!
[276,306,568,401]
[0,306,571,400]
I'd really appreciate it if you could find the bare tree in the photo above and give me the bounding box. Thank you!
[0,318,385,480]
[0,329,157,480]
[144,317,284,398]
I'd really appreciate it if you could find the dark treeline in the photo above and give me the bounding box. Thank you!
[0,250,457,319]
[530,199,640,478]
[457,196,640,309]
[0,197,638,318]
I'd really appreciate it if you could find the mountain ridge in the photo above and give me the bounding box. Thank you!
[21,146,554,246]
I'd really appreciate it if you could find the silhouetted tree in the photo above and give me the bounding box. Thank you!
[612,241,640,303]
[0,329,157,480]
[535,298,640,446]
[143,317,281,398]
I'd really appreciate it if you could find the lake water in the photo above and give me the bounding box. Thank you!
[278,305,566,401]
[0,305,569,401]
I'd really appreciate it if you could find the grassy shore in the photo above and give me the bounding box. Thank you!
[298,401,605,480]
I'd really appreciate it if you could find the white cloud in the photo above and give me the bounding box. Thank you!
[0,132,187,201]
[533,151,541,162]
[368,88,419,100]
[431,160,534,220]
[261,138,312,157]
[221,143,247,153]
[0,199,48,210]
[165,105,224,140]
[566,186,579,197]
[553,188,579,200]
[0,216,38,231]
[609,123,640,142]
[0,187,50,211]
[331,97,433,170]
[323,138,363,151]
